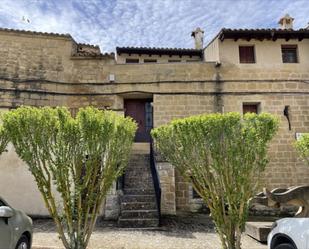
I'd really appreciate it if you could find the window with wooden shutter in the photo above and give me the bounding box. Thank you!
[282,45,298,63]
[239,46,255,63]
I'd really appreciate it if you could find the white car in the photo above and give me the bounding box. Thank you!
[268,218,309,249]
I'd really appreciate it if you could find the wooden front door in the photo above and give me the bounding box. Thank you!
[124,99,152,142]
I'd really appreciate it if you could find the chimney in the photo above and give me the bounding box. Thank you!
[278,14,294,30]
[191,27,204,49]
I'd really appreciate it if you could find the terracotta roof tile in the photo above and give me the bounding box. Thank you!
[0,27,72,38]
[218,28,309,41]
[116,46,202,57]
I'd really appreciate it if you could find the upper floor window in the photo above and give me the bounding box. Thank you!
[125,58,139,64]
[239,46,255,63]
[281,45,298,63]
[144,59,157,63]
[186,59,200,62]
[168,59,181,63]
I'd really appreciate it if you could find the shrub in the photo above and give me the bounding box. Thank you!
[0,125,8,154]
[295,134,309,166]
[152,112,278,249]
[1,106,137,249]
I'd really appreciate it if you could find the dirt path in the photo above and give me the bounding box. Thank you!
[32,215,267,249]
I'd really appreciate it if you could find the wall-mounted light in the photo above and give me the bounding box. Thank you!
[283,105,291,131]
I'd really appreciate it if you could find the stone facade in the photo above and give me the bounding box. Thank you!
[0,21,308,218]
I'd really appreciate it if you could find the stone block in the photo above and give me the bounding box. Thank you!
[245,222,273,242]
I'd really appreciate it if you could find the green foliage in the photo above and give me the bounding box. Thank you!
[0,125,8,155]
[2,106,137,249]
[295,134,309,166]
[152,112,278,249]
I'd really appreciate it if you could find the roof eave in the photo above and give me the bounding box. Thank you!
[116,47,203,57]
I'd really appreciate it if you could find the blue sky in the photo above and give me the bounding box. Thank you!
[0,0,308,52]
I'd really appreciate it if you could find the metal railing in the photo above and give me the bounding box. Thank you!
[149,140,161,223]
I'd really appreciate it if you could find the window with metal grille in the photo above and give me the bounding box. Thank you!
[243,103,259,114]
[282,45,298,63]
[239,46,255,63]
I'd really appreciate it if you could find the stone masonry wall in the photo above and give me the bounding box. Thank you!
[0,30,308,216]
[153,94,215,212]
[155,162,176,215]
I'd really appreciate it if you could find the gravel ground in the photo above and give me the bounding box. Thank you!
[32,214,267,249]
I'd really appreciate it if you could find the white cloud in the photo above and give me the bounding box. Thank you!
[0,0,308,52]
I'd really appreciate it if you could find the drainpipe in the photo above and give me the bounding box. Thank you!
[214,62,223,113]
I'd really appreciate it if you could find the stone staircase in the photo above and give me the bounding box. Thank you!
[118,144,159,228]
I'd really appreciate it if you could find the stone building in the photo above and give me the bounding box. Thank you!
[0,15,308,226]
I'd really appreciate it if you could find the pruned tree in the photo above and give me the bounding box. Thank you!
[2,106,137,249]
[0,125,8,154]
[151,112,278,249]
[295,134,309,166]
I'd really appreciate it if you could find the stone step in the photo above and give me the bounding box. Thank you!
[124,177,153,185]
[245,222,273,243]
[118,218,159,228]
[124,176,152,181]
[121,194,156,203]
[129,158,150,161]
[128,157,150,161]
[125,169,150,174]
[126,163,150,167]
[125,172,152,178]
[128,159,150,163]
[121,209,158,219]
[124,184,154,190]
[124,188,155,195]
[121,201,157,210]
[124,183,152,187]
[124,177,152,183]
[124,186,153,191]
[127,162,150,166]
[132,143,150,154]
[127,163,150,166]
[126,164,150,169]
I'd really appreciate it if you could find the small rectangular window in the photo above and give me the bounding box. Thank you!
[239,46,255,63]
[168,59,181,63]
[282,45,298,63]
[125,58,139,63]
[186,59,200,62]
[243,103,259,114]
[144,59,157,63]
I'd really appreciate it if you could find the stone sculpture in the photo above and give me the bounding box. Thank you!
[251,186,309,217]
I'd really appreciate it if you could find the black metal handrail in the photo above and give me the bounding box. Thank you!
[150,140,161,224]
[117,171,125,191]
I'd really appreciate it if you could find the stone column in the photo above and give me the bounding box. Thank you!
[104,182,120,220]
[156,162,176,215]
